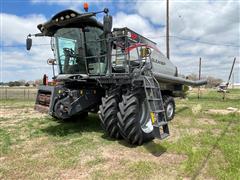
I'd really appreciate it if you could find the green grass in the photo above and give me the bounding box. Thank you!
[0,129,11,155]
[0,88,240,179]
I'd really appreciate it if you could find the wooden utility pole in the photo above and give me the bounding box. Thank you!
[198,57,202,99]
[166,0,170,59]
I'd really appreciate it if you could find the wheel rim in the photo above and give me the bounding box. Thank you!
[166,102,174,119]
[139,99,153,133]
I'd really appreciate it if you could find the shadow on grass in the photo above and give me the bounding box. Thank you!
[116,138,167,157]
[41,113,103,137]
[143,141,167,157]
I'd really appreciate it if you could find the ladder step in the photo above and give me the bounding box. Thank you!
[147,98,161,101]
[157,121,168,126]
[152,118,168,126]
[145,86,158,88]
[160,133,169,140]
[152,110,165,113]
[153,126,169,139]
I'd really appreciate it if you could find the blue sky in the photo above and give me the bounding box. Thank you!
[1,0,239,83]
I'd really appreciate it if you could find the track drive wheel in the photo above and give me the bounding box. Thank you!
[117,93,154,145]
[99,95,122,139]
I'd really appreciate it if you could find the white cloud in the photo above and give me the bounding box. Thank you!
[134,0,240,82]
[1,0,239,83]
[1,13,53,82]
[1,13,48,45]
[30,0,106,11]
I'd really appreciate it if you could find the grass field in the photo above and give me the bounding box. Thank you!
[0,89,240,179]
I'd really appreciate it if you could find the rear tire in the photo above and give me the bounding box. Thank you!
[117,93,154,145]
[99,95,122,139]
[163,95,175,121]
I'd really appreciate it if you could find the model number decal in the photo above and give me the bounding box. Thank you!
[151,58,166,65]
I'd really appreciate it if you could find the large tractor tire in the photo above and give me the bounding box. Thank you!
[163,95,175,121]
[99,95,122,139]
[117,93,154,145]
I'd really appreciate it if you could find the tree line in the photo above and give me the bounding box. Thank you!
[0,79,43,87]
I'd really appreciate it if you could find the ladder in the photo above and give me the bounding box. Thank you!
[143,75,169,139]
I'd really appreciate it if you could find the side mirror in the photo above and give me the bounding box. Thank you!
[103,14,112,34]
[47,58,57,65]
[26,37,32,50]
[140,47,151,58]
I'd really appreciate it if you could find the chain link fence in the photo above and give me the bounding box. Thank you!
[0,87,38,100]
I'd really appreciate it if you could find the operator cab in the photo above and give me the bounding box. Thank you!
[54,27,106,75]
[26,9,110,78]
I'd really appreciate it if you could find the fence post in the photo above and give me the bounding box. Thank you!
[24,89,26,100]
[28,89,30,100]
[5,88,7,100]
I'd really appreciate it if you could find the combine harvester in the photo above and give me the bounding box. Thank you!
[26,4,206,145]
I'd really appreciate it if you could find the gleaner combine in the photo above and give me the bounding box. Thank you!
[26,4,207,145]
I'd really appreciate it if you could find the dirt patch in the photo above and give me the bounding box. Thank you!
[101,147,187,165]
[0,156,6,162]
[58,146,187,179]
[174,117,193,126]
[210,129,222,137]
[207,108,239,115]
[0,107,46,119]
[198,118,217,125]
[0,107,47,127]
[191,104,202,115]
[167,118,204,142]
[59,168,89,180]
[167,127,182,142]
[185,128,203,135]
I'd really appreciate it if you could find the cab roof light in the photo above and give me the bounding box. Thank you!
[83,2,89,12]
[70,13,76,17]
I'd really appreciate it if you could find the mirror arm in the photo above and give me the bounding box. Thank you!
[93,8,109,15]
[28,33,44,38]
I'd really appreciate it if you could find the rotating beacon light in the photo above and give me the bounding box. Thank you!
[83,2,89,12]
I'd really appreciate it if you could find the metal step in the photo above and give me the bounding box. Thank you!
[152,110,165,113]
[156,121,168,126]
[147,98,161,101]
[153,126,169,139]
[145,86,158,88]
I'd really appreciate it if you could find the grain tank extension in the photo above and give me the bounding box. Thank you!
[27,7,206,145]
